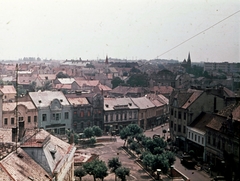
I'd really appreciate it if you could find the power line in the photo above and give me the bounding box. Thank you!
[156,10,240,58]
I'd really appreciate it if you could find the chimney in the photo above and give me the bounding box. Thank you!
[12,128,18,142]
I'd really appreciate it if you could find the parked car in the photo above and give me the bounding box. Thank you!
[180,155,197,169]
[211,176,226,181]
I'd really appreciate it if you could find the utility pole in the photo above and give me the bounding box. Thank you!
[15,64,18,153]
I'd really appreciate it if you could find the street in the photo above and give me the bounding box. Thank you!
[144,124,212,181]
[76,124,212,181]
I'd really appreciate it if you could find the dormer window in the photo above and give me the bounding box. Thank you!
[105,104,109,108]
[39,100,42,103]
[60,99,63,102]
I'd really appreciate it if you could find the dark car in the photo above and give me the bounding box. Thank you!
[180,155,197,169]
[211,176,226,181]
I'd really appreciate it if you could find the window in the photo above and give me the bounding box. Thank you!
[134,112,137,119]
[105,115,108,122]
[171,109,173,115]
[110,113,113,121]
[141,112,143,119]
[174,111,176,118]
[4,118,8,125]
[11,118,14,125]
[183,126,186,133]
[81,122,84,129]
[56,113,60,120]
[174,124,176,131]
[74,111,77,115]
[198,136,200,143]
[178,111,182,119]
[202,137,204,144]
[170,121,173,128]
[195,135,197,141]
[129,112,132,119]
[178,125,181,132]
[28,116,31,123]
[192,133,193,139]
[34,116,37,122]
[188,132,190,138]
[87,111,91,117]
[124,113,127,120]
[184,112,186,120]
[42,114,47,121]
[213,137,216,147]
[116,114,119,121]
[64,112,69,119]
[19,117,23,122]
[222,141,225,150]
[208,135,211,144]
[80,111,84,117]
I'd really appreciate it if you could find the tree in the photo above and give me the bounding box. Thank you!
[83,159,108,181]
[129,141,138,152]
[111,77,124,89]
[92,126,103,137]
[119,127,130,146]
[130,67,141,73]
[108,157,122,181]
[74,167,86,181]
[89,137,96,145]
[29,81,36,91]
[42,80,52,91]
[83,127,94,139]
[17,85,26,96]
[152,154,169,174]
[56,71,70,78]
[142,152,155,170]
[135,133,145,143]
[165,151,176,166]
[127,124,143,138]
[127,74,149,87]
[115,167,130,181]
[73,133,79,144]
[119,124,143,146]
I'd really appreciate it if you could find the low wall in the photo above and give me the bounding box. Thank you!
[170,167,190,181]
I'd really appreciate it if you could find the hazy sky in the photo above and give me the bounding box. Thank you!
[0,0,239,62]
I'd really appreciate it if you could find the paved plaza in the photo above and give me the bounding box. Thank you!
[75,124,212,181]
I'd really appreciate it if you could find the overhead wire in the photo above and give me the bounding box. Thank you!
[156,10,240,58]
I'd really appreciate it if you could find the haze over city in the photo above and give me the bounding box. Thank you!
[0,0,239,62]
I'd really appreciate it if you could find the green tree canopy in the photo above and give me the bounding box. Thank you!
[111,77,124,89]
[56,71,70,78]
[92,126,103,137]
[115,167,130,181]
[83,127,94,139]
[130,67,141,73]
[74,167,86,181]
[127,74,149,87]
[108,157,122,181]
[41,80,52,91]
[119,124,143,146]
[83,159,108,181]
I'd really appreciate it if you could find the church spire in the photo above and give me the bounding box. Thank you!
[105,55,108,64]
[187,52,191,63]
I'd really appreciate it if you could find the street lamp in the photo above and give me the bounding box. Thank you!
[157,169,161,180]
[110,125,112,140]
[170,165,174,181]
